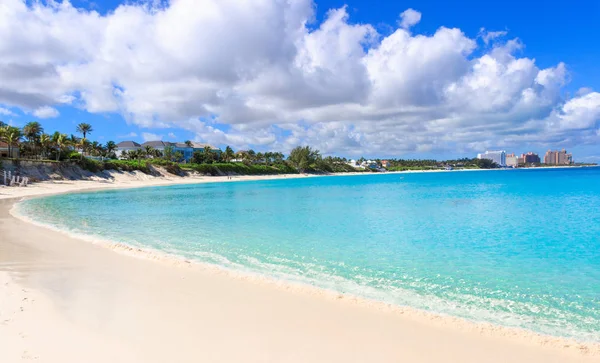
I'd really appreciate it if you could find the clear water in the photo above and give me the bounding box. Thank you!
[17,168,600,341]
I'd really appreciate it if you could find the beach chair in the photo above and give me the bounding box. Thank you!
[19,177,28,187]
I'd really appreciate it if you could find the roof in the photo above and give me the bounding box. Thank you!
[141,141,171,148]
[117,141,141,148]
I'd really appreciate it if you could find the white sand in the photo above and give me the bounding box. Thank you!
[1,173,599,362]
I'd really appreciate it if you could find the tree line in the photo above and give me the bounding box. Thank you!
[0,121,348,172]
[1,120,498,172]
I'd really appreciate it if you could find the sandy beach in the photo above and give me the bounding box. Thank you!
[1,173,599,362]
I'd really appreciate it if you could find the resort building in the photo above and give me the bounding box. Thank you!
[126,140,222,162]
[477,150,506,167]
[506,153,518,168]
[520,152,541,164]
[381,160,390,168]
[116,141,142,158]
[0,141,19,158]
[544,149,573,165]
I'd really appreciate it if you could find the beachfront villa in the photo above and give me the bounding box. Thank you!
[117,140,220,162]
[115,141,142,158]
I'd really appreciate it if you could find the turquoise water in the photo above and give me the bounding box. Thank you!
[17,168,600,341]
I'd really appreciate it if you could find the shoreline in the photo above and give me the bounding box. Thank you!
[2,173,599,362]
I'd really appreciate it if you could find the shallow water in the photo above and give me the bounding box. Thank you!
[17,168,600,341]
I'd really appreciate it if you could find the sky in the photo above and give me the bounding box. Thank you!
[1,0,600,161]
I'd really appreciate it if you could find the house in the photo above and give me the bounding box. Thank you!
[190,142,221,158]
[381,160,390,168]
[0,141,20,158]
[141,141,172,154]
[116,141,141,158]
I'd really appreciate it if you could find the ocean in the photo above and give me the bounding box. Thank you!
[16,168,600,342]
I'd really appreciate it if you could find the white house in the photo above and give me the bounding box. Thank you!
[116,141,142,158]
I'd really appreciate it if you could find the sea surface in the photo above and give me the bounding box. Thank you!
[17,168,600,341]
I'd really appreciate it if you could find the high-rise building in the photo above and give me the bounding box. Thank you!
[520,152,541,164]
[506,153,518,168]
[477,150,506,166]
[544,149,573,165]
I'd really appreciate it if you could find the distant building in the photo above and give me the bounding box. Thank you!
[506,153,518,168]
[118,140,220,162]
[116,141,141,158]
[477,150,506,167]
[520,152,541,165]
[544,149,572,165]
[0,141,19,158]
[381,160,390,168]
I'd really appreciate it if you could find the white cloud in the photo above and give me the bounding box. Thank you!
[479,28,508,44]
[168,132,177,139]
[32,106,59,119]
[141,132,162,142]
[0,0,599,157]
[546,92,600,130]
[398,8,422,29]
[0,107,15,116]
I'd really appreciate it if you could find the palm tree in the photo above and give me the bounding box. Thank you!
[224,146,234,163]
[39,133,51,159]
[105,141,117,159]
[54,133,68,161]
[144,145,155,159]
[77,138,91,160]
[23,121,43,158]
[4,127,22,159]
[76,123,93,139]
[185,140,193,148]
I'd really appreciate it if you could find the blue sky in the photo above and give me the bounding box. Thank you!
[2,0,600,160]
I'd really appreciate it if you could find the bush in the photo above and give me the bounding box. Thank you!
[184,162,297,176]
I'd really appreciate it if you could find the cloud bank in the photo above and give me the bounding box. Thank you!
[0,0,598,156]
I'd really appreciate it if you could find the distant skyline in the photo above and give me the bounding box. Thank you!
[1,0,599,162]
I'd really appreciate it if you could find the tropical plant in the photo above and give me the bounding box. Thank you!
[76,123,93,139]
[53,133,69,161]
[223,146,234,162]
[185,140,193,148]
[203,146,214,164]
[3,126,22,158]
[288,146,320,172]
[105,141,117,159]
[144,145,155,159]
[22,121,43,158]
[39,133,51,159]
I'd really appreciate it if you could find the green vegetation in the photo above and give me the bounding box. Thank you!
[4,120,594,177]
[181,162,297,176]
[386,157,498,170]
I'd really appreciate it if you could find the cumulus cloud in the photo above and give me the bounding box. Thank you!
[479,28,508,44]
[0,0,599,157]
[32,106,59,119]
[142,132,162,142]
[0,107,15,116]
[398,8,422,29]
